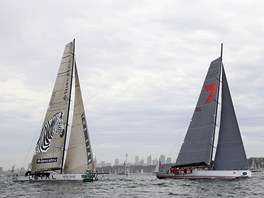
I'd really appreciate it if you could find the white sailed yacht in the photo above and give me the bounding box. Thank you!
[156,44,251,179]
[14,40,97,182]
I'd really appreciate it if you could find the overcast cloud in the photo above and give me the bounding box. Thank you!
[0,0,263,170]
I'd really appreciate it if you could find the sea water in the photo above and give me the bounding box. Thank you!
[1,172,264,198]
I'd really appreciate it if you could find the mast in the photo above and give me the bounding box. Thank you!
[220,43,223,60]
[210,43,223,166]
[60,39,75,173]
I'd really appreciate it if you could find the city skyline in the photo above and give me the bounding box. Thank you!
[99,154,172,167]
[0,154,173,171]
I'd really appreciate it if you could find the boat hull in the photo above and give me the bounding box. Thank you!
[13,173,85,182]
[156,170,251,179]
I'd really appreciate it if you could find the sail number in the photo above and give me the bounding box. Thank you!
[204,83,217,104]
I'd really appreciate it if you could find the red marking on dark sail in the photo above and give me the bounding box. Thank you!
[205,83,217,104]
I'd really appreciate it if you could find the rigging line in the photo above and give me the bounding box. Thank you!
[22,115,45,170]
[22,134,38,170]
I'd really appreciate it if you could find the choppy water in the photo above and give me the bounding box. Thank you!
[1,172,264,198]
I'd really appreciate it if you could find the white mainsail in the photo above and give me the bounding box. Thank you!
[64,65,94,173]
[31,41,74,171]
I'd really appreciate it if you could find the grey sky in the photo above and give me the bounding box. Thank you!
[0,0,263,170]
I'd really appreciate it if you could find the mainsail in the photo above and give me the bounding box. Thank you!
[175,58,221,167]
[213,67,249,170]
[31,41,74,171]
[64,65,94,173]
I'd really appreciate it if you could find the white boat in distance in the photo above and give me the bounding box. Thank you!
[14,40,97,182]
[156,44,251,179]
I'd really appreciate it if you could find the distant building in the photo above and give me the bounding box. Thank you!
[0,167,3,174]
[152,158,158,166]
[105,162,112,167]
[160,155,166,164]
[100,161,106,167]
[115,159,119,166]
[135,156,139,165]
[139,159,144,166]
[147,155,152,166]
[166,157,172,164]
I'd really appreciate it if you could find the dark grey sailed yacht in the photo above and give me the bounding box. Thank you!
[156,44,251,179]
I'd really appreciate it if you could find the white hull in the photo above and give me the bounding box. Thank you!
[13,173,85,182]
[156,170,251,179]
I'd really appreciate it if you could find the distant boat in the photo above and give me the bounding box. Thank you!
[154,162,160,173]
[250,158,261,172]
[118,154,129,176]
[156,44,251,179]
[14,40,97,182]
[117,162,129,176]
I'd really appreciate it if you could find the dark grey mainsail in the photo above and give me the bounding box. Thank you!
[175,58,221,167]
[213,67,249,170]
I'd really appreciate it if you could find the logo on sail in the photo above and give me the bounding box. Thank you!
[81,113,92,164]
[63,64,72,101]
[35,112,65,153]
[204,83,217,104]
[36,157,58,164]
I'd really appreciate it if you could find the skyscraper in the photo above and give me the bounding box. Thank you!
[166,157,172,164]
[135,156,139,165]
[152,158,158,166]
[147,155,152,166]
[159,155,165,164]
[139,159,144,166]
[115,159,119,166]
